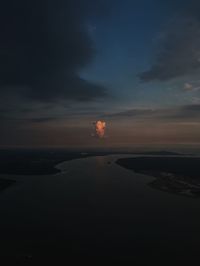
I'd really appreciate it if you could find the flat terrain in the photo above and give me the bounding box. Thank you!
[0,149,108,175]
[0,149,181,176]
[116,156,200,197]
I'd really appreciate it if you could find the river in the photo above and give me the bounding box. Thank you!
[0,155,200,263]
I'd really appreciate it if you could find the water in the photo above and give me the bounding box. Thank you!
[0,155,200,264]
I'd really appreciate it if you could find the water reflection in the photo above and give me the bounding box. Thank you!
[1,155,200,263]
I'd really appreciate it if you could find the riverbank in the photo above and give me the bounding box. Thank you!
[116,157,200,197]
[0,149,182,176]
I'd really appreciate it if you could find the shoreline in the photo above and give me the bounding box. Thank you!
[116,156,200,198]
[0,150,184,176]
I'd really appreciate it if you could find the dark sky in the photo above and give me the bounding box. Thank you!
[1,0,200,148]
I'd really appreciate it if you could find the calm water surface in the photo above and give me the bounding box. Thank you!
[0,155,200,263]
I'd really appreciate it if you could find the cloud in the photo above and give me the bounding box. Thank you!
[184,83,194,91]
[191,96,200,104]
[94,120,106,138]
[139,2,200,82]
[106,104,200,122]
[183,82,200,92]
[0,0,108,103]
[106,108,155,118]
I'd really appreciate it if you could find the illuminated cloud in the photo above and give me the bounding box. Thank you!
[95,120,106,138]
[183,82,200,92]
[184,83,194,91]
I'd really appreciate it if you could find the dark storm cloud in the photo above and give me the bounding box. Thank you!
[139,2,200,82]
[0,0,108,102]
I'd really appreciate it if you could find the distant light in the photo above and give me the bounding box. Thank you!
[94,120,106,138]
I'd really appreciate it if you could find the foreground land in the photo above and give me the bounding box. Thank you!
[116,157,200,198]
[0,149,182,176]
[0,149,107,175]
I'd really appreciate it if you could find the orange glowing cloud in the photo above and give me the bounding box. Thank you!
[95,120,106,138]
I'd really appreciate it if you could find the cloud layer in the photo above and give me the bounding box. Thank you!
[0,0,107,103]
[139,2,200,82]
[106,104,200,122]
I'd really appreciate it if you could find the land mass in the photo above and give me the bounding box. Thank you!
[116,157,200,198]
[0,149,182,176]
[0,149,105,175]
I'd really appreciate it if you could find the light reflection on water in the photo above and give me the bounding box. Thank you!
[0,154,200,263]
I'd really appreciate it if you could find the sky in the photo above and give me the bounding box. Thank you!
[1,0,200,148]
